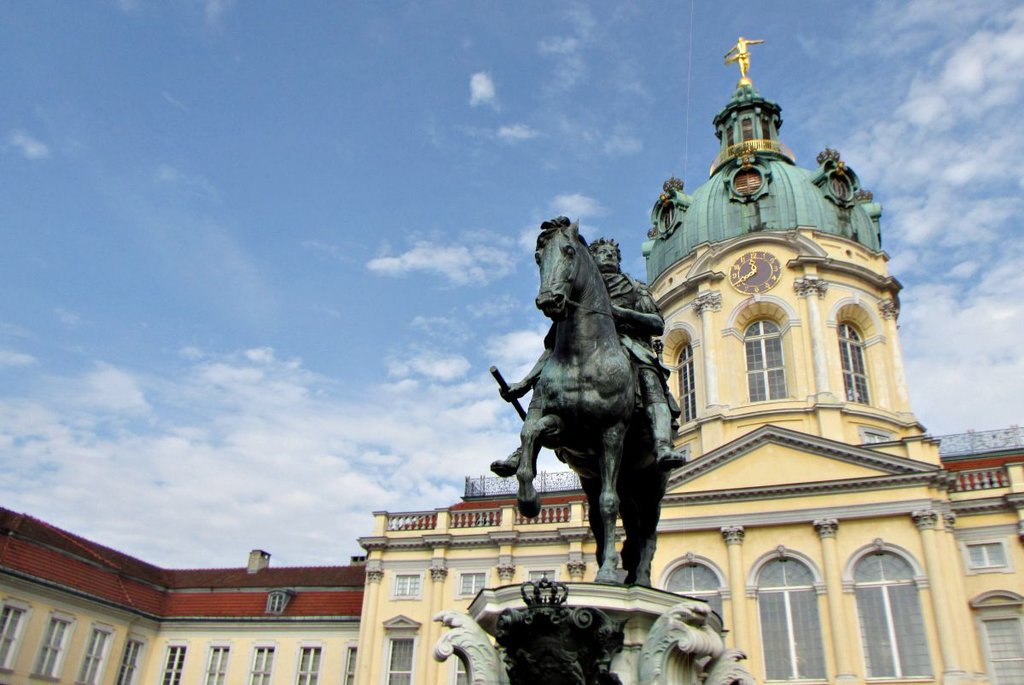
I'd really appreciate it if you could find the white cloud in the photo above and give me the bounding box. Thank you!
[53,308,83,328]
[75,362,151,413]
[0,349,36,368]
[367,238,517,285]
[603,133,643,156]
[0,349,519,566]
[7,130,50,160]
[549,193,606,219]
[204,0,235,24]
[387,350,470,381]
[469,72,497,108]
[497,124,539,142]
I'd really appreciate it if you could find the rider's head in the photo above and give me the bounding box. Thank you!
[589,238,621,274]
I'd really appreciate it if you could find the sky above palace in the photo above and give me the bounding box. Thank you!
[2,1,1022,567]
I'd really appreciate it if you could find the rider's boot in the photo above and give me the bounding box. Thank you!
[648,403,687,471]
[490,447,522,477]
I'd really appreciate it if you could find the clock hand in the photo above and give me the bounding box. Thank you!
[738,262,758,283]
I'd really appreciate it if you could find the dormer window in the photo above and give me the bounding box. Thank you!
[266,590,293,614]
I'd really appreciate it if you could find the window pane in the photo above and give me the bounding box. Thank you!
[790,590,826,679]
[745,340,764,368]
[889,585,931,676]
[879,553,914,581]
[759,592,793,680]
[767,369,787,398]
[748,372,766,402]
[855,586,895,677]
[985,619,1024,685]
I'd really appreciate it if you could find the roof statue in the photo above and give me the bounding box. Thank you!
[724,36,764,86]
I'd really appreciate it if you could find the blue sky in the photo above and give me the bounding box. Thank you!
[2,1,1022,567]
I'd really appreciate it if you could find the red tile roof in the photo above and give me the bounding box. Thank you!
[0,508,364,619]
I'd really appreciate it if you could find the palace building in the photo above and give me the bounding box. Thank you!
[3,67,1024,685]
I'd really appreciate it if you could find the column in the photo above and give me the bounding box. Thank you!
[813,518,859,683]
[794,277,832,400]
[912,509,966,681]
[426,560,449,683]
[879,299,911,410]
[693,291,722,408]
[357,561,385,685]
[721,525,749,650]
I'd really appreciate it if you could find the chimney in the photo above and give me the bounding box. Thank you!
[247,549,271,574]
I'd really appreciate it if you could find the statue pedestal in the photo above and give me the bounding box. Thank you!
[434,582,755,685]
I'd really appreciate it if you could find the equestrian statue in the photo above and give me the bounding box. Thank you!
[491,216,686,585]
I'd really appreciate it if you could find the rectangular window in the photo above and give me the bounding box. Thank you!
[454,657,468,685]
[162,645,187,685]
[249,646,274,685]
[984,618,1024,685]
[968,542,1008,570]
[114,639,143,685]
[394,574,421,598]
[343,646,358,685]
[0,604,26,669]
[528,570,556,582]
[33,616,71,677]
[677,345,697,423]
[387,639,414,685]
[205,646,230,685]
[295,646,321,685]
[460,572,486,596]
[77,626,112,684]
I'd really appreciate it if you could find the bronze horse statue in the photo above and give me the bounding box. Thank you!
[516,219,668,585]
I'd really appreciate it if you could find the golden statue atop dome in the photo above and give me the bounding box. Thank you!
[725,36,764,86]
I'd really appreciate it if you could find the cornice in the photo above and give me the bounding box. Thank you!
[786,255,902,295]
[950,497,1012,516]
[668,424,938,490]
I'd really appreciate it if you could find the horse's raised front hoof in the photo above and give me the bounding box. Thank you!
[517,485,540,518]
[656,451,688,472]
[490,459,516,478]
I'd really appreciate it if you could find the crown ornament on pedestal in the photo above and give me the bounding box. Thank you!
[520,576,569,606]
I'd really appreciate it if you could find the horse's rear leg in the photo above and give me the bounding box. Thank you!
[595,424,626,584]
[516,414,560,518]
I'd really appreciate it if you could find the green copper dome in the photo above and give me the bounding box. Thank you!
[643,84,882,283]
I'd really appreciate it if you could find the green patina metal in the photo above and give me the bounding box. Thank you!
[644,83,884,283]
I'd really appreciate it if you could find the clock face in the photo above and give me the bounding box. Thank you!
[729,251,782,294]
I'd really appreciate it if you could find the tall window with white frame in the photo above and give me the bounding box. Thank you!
[0,604,26,670]
[249,647,274,685]
[982,617,1024,684]
[114,639,143,685]
[205,646,230,685]
[162,646,187,685]
[33,616,71,678]
[853,552,931,678]
[343,646,358,685]
[77,626,111,685]
[295,646,321,685]
[394,574,421,598]
[665,562,723,616]
[756,558,826,680]
[677,344,697,423]
[460,572,486,597]
[838,323,870,403]
[387,638,414,685]
[745,321,786,401]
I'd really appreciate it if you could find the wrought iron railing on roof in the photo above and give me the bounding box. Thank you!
[464,471,582,499]
[709,139,795,174]
[937,426,1024,457]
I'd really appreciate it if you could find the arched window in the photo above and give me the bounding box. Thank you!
[757,559,826,680]
[666,562,722,616]
[677,344,697,423]
[745,321,786,402]
[853,553,931,678]
[838,323,870,403]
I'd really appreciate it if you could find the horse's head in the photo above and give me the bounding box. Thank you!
[534,216,586,320]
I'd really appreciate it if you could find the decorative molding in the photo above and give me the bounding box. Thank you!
[794,276,828,298]
[692,290,723,315]
[912,509,940,530]
[638,601,734,685]
[878,299,899,320]
[566,558,587,580]
[813,518,839,538]
[943,513,957,532]
[496,563,516,582]
[433,611,507,685]
[366,561,384,584]
[721,525,745,545]
[430,560,449,582]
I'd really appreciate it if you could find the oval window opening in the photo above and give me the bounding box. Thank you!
[734,169,763,195]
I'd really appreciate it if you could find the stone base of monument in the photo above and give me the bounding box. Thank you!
[434,579,755,685]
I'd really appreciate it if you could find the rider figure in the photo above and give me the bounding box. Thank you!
[491,230,687,475]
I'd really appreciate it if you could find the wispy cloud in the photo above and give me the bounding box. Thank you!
[53,308,83,328]
[0,349,37,368]
[161,91,188,111]
[7,130,50,160]
[301,240,349,262]
[549,193,606,219]
[497,124,539,142]
[387,350,470,382]
[367,236,517,285]
[469,72,497,108]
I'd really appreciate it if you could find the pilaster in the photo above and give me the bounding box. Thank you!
[813,518,860,683]
[721,525,749,651]
[794,277,834,402]
[693,290,722,409]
